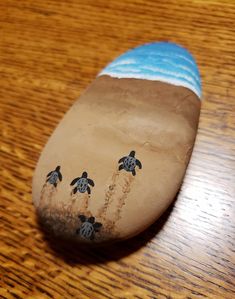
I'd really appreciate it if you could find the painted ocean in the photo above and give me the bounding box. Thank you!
[99,42,201,98]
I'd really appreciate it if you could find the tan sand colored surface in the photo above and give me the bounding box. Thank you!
[32,75,200,244]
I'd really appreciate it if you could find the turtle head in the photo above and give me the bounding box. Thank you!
[55,166,61,172]
[82,171,88,178]
[129,151,135,157]
[88,217,95,224]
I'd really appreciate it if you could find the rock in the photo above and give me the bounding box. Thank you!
[32,42,201,244]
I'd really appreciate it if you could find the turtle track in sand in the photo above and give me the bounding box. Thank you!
[38,183,93,237]
[97,168,136,233]
[96,168,120,218]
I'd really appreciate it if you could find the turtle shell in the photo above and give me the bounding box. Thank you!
[48,172,58,184]
[79,222,94,239]
[77,178,88,193]
[123,156,136,172]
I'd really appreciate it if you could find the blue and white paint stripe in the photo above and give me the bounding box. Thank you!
[99,42,202,99]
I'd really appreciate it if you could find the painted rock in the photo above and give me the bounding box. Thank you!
[32,42,201,244]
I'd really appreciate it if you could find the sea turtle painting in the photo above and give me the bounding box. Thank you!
[118,150,142,176]
[46,166,62,187]
[70,172,95,194]
[76,215,102,240]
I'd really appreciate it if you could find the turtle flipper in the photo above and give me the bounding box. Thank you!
[78,215,86,222]
[132,169,136,176]
[136,159,142,169]
[87,186,91,194]
[73,187,78,194]
[58,172,62,181]
[47,171,53,177]
[93,222,102,232]
[70,177,80,186]
[88,178,95,187]
[118,157,125,163]
[119,164,124,171]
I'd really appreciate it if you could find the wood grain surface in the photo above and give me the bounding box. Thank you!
[0,0,235,298]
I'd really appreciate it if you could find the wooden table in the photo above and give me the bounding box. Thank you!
[1,1,235,298]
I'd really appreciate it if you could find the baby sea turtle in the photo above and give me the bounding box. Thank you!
[118,150,142,176]
[46,166,62,187]
[70,172,95,194]
[76,215,102,240]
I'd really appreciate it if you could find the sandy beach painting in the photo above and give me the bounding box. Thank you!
[33,42,201,244]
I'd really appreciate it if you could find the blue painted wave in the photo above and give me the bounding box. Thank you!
[99,42,201,98]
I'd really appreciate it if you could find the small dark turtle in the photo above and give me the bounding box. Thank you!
[70,172,95,194]
[46,166,62,187]
[76,215,102,240]
[118,150,142,176]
